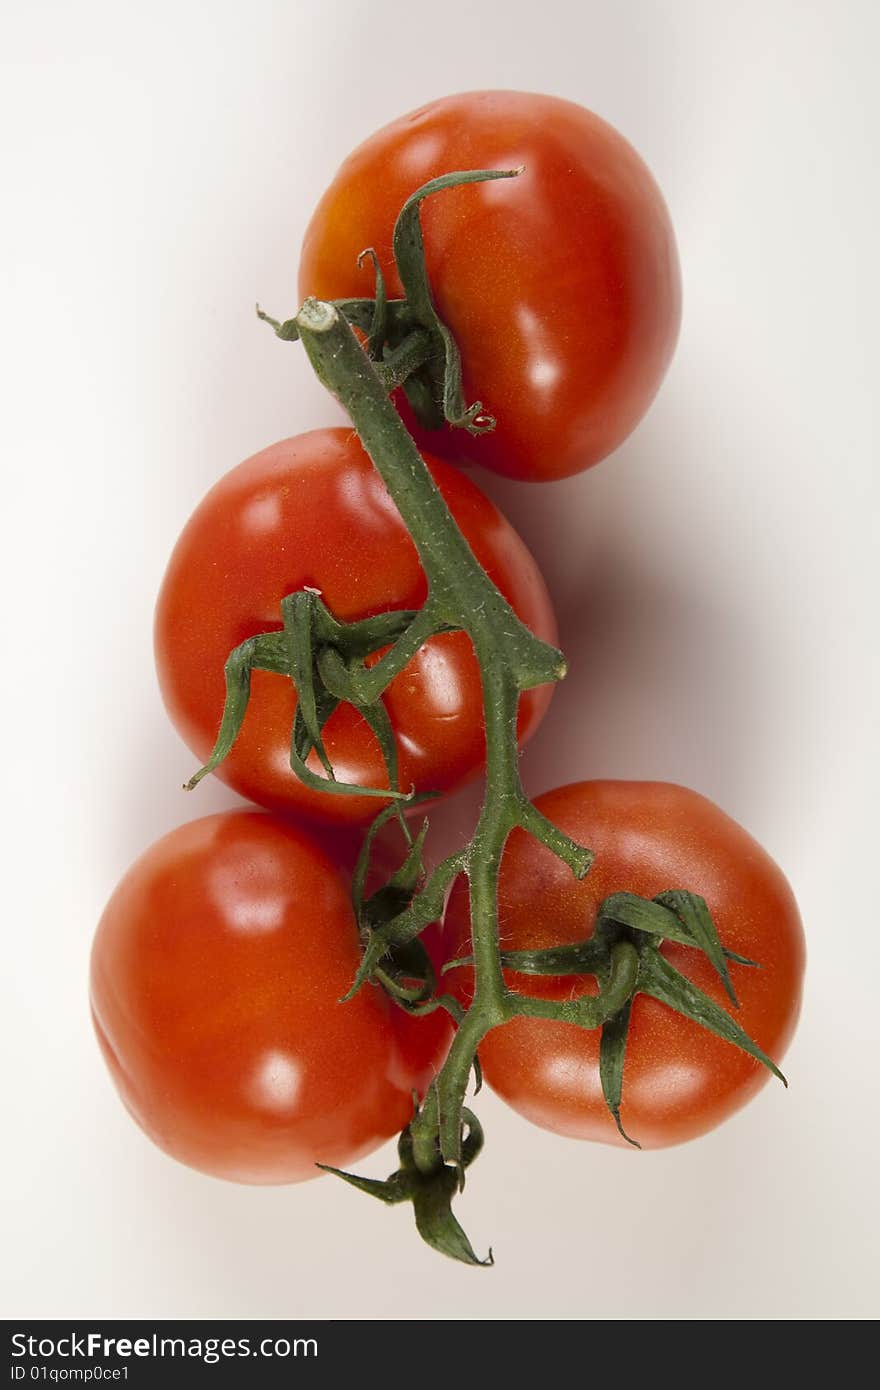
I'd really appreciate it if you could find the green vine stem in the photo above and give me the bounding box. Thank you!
[192,170,787,1264]
[295,298,595,1174]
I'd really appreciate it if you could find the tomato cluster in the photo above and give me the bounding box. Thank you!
[91,93,803,1243]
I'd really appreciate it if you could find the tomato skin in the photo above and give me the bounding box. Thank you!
[445,782,804,1148]
[154,428,556,824]
[299,91,681,482]
[90,811,450,1183]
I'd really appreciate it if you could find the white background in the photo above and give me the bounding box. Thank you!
[2,0,878,1321]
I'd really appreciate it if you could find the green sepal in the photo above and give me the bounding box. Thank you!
[373,835,440,1005]
[598,892,689,942]
[341,935,396,1003]
[331,607,422,657]
[598,891,746,1002]
[316,1165,411,1205]
[638,947,787,1085]
[319,1107,491,1267]
[387,818,429,894]
[304,637,409,801]
[362,819,429,928]
[343,848,466,1002]
[285,654,407,803]
[406,1105,490,1265]
[654,890,739,1005]
[351,800,416,921]
[392,167,522,434]
[723,948,760,968]
[352,695,402,800]
[286,697,407,801]
[291,685,340,768]
[280,590,335,780]
[599,1000,641,1148]
[356,248,388,358]
[412,1166,493,1267]
[185,631,290,790]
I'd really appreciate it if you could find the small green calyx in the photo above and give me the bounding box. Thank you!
[185,588,458,805]
[492,888,786,1145]
[318,1100,491,1268]
[390,167,522,436]
[346,815,452,1013]
[261,166,524,439]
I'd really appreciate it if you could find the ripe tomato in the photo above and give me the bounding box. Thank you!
[90,811,451,1183]
[299,91,681,482]
[445,782,804,1148]
[154,428,555,824]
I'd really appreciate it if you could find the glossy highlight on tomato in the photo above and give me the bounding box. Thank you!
[445,782,805,1148]
[300,90,681,481]
[154,428,556,824]
[90,811,451,1183]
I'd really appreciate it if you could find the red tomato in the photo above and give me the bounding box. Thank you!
[90,811,451,1183]
[299,91,681,482]
[445,782,804,1148]
[154,428,555,824]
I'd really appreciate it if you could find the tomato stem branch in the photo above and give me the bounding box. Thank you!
[294,298,588,1177]
[316,602,446,706]
[295,299,565,691]
[374,328,435,393]
[291,289,781,1261]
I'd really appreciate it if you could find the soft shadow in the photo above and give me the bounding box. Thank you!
[474,406,767,818]
[111,700,246,869]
